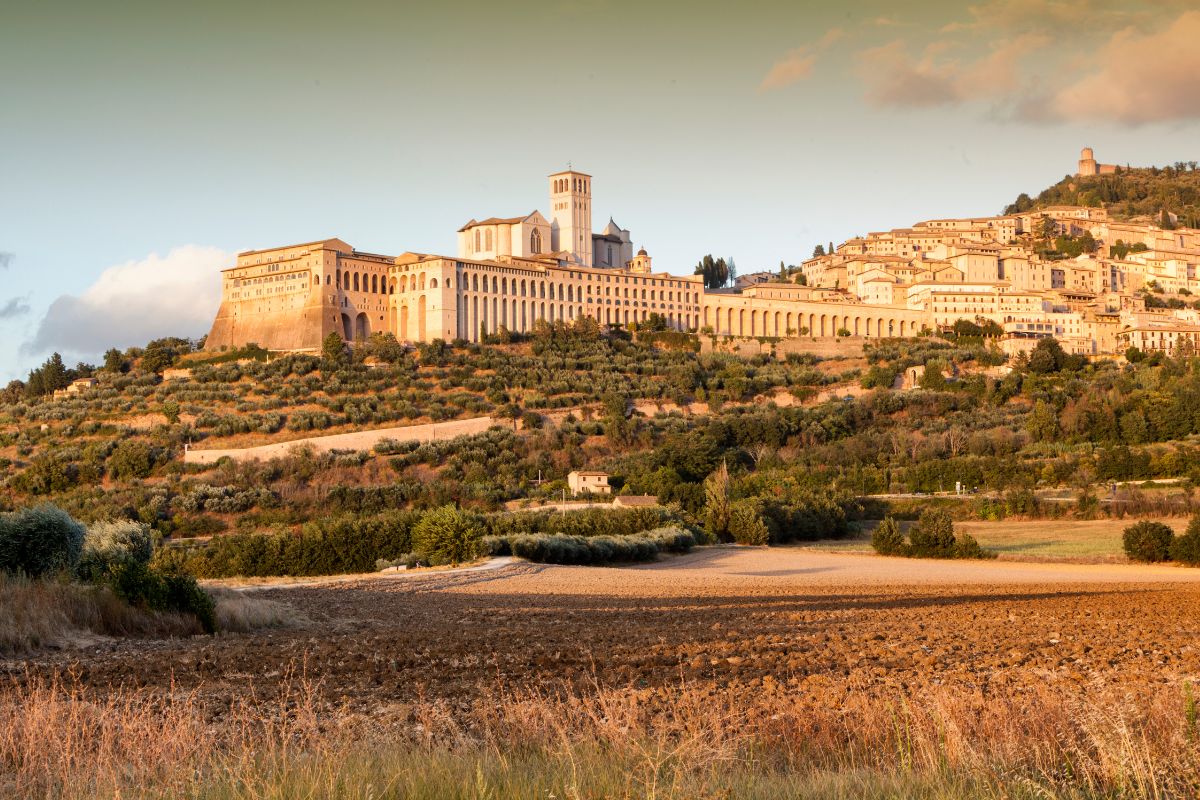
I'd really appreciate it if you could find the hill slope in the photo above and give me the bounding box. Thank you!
[1005,164,1200,228]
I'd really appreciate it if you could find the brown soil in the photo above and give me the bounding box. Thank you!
[7,549,1200,716]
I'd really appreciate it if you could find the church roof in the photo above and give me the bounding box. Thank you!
[457,211,540,232]
[601,217,626,236]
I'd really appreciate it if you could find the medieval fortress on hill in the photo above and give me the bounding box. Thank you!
[206,152,1200,358]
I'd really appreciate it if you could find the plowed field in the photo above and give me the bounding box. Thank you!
[10,548,1200,715]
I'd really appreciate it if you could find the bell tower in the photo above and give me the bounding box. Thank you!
[549,168,593,265]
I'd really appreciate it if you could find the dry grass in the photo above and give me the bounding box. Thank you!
[209,587,305,632]
[0,577,303,655]
[0,574,199,656]
[2,671,1198,799]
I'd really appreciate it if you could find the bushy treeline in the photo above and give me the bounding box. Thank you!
[156,504,695,578]
[486,526,697,565]
[487,507,681,539]
[155,510,423,578]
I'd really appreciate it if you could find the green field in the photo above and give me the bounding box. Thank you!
[805,519,1191,561]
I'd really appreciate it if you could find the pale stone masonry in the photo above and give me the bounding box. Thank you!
[206,155,1200,358]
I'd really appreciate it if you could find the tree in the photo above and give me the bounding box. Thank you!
[103,348,129,374]
[1170,515,1200,566]
[703,460,732,541]
[919,360,947,391]
[1122,521,1174,563]
[693,255,731,289]
[907,508,956,558]
[1037,215,1058,243]
[108,440,154,480]
[322,331,347,365]
[871,517,906,556]
[1027,400,1060,442]
[812,244,826,258]
[729,499,769,545]
[161,400,180,425]
[1027,337,1066,374]
[0,504,86,578]
[411,505,485,566]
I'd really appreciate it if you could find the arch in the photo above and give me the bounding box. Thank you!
[355,312,369,340]
[471,296,479,341]
[530,229,542,254]
[389,278,396,294]
[820,314,827,337]
[430,278,438,289]
[866,318,873,337]
[751,309,759,336]
[353,273,360,292]
[325,274,331,285]
[399,305,409,340]
[786,312,794,336]
[417,295,427,341]
[419,273,426,290]
[371,275,378,294]
[336,269,342,288]
[340,313,352,340]
[738,308,747,336]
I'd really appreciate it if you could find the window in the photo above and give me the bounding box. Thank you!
[531,229,542,254]
[474,229,481,252]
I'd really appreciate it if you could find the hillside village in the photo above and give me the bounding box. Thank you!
[794,149,1200,358]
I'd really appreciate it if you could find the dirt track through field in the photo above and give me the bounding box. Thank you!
[9,549,1200,717]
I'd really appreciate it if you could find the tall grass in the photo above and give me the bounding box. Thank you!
[0,576,301,655]
[0,574,199,654]
[2,672,1197,799]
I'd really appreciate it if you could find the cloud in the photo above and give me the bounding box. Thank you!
[858,34,1048,109]
[758,29,845,92]
[941,0,1137,36]
[24,245,229,360]
[857,41,960,107]
[0,253,12,270]
[0,297,30,320]
[1046,11,1200,123]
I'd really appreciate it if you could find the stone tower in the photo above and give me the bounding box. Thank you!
[549,169,593,265]
[1078,147,1098,177]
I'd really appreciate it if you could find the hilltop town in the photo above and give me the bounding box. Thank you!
[206,149,1200,360]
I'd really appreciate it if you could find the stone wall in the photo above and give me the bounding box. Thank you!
[184,415,499,464]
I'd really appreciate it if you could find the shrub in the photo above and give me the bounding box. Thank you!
[411,505,485,566]
[1170,517,1200,566]
[907,508,957,558]
[78,520,154,580]
[0,504,86,577]
[108,440,154,480]
[107,561,216,634]
[871,517,906,556]
[1122,521,1175,563]
[729,500,769,545]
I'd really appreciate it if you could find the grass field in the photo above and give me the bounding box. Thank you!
[804,518,1192,561]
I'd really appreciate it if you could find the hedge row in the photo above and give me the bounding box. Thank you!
[486,526,697,564]
[154,510,422,578]
[487,507,680,539]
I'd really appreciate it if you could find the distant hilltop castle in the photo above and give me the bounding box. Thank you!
[1077,147,1118,177]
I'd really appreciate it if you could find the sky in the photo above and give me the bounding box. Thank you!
[2,0,1199,380]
